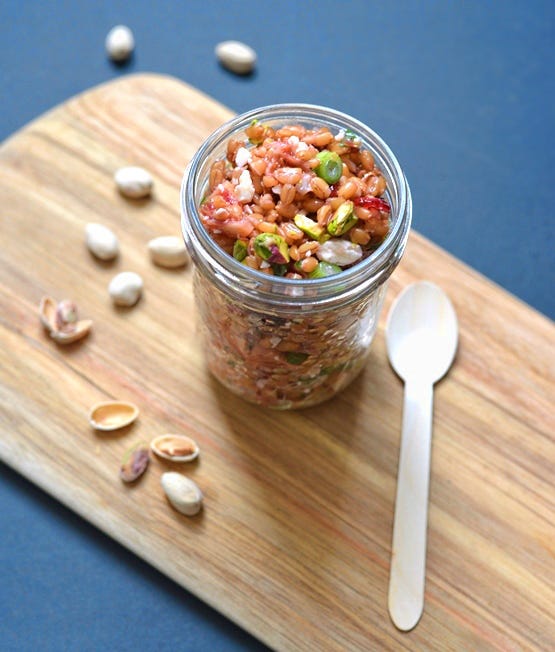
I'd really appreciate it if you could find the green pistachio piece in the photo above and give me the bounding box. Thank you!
[248,119,271,145]
[327,200,357,236]
[233,239,248,262]
[314,151,343,184]
[284,351,309,365]
[271,263,288,276]
[308,261,342,279]
[294,214,325,241]
[343,128,361,145]
[253,233,290,264]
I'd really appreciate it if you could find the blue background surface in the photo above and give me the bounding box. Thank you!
[1,2,553,650]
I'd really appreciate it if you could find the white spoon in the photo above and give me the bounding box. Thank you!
[386,281,458,631]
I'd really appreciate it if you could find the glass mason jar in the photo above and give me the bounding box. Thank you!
[181,104,411,409]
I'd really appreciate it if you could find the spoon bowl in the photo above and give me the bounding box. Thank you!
[386,281,458,632]
[387,281,458,383]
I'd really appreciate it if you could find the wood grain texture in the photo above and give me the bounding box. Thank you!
[0,74,553,651]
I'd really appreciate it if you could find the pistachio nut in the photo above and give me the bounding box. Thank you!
[161,472,203,516]
[327,201,357,236]
[55,299,78,332]
[294,214,326,241]
[39,296,92,344]
[314,151,343,185]
[253,233,290,264]
[308,261,342,279]
[233,239,248,262]
[120,443,150,483]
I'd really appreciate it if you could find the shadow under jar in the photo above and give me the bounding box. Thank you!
[181,104,411,409]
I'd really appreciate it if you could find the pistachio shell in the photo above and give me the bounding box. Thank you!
[89,401,139,431]
[39,296,92,344]
[39,296,57,333]
[150,434,199,463]
[50,319,92,344]
[161,472,203,516]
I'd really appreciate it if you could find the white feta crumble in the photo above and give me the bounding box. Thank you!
[316,239,363,266]
[335,128,360,145]
[235,169,255,202]
[297,173,312,194]
[235,146,251,168]
[296,141,309,154]
[287,135,300,147]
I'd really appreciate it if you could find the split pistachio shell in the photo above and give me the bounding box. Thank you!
[114,166,153,198]
[85,222,119,260]
[147,236,190,268]
[108,271,143,306]
[161,472,203,516]
[150,434,199,462]
[215,40,256,75]
[39,296,92,344]
[105,25,135,62]
[39,296,58,333]
[50,319,93,344]
[89,401,139,431]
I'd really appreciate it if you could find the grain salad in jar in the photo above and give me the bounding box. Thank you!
[181,104,411,409]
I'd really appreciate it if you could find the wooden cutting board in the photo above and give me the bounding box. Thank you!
[0,74,553,651]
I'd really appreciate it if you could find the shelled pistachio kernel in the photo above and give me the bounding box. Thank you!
[327,200,357,236]
[39,296,92,344]
[120,442,150,483]
[253,233,290,264]
[294,214,326,241]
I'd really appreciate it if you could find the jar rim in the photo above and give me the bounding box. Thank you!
[181,103,411,308]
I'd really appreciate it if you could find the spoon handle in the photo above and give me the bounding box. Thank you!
[388,380,434,631]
